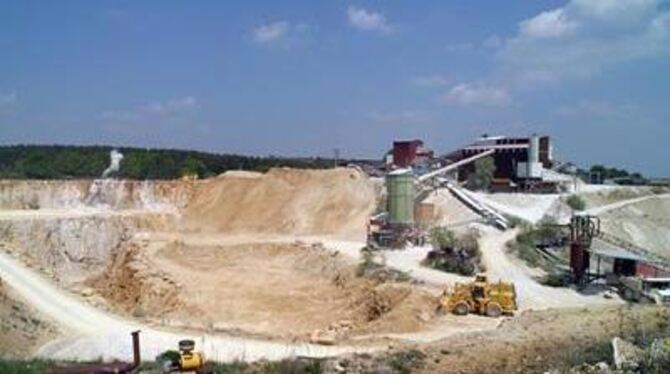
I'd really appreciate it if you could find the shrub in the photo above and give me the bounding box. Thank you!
[387,350,426,374]
[467,156,495,191]
[507,223,564,269]
[566,195,586,211]
[424,228,484,276]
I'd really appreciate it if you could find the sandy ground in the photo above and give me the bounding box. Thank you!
[119,239,440,340]
[470,191,562,224]
[417,305,670,374]
[0,276,59,358]
[596,194,670,258]
[0,249,376,362]
[183,168,376,240]
[0,172,663,367]
[423,189,483,231]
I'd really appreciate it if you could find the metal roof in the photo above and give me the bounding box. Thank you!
[590,238,647,261]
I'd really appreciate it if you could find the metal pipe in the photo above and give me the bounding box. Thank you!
[132,330,141,370]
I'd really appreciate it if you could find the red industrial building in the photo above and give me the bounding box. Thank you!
[388,139,434,168]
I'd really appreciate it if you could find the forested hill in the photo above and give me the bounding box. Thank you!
[0,145,350,180]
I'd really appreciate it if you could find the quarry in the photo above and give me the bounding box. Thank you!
[0,137,669,373]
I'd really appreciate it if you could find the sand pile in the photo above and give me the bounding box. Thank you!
[183,168,377,239]
[424,189,482,230]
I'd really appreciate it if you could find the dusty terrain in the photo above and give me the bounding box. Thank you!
[90,239,441,341]
[416,305,670,374]
[598,194,670,258]
[183,168,377,240]
[0,277,58,358]
[1,169,669,368]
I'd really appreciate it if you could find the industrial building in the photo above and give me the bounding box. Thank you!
[386,139,435,170]
[444,134,554,190]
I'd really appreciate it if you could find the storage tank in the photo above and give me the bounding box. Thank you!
[386,169,415,225]
[526,134,543,179]
[528,135,540,164]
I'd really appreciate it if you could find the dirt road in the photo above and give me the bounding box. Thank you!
[476,224,616,309]
[584,193,670,216]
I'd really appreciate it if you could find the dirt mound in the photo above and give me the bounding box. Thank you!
[182,168,377,240]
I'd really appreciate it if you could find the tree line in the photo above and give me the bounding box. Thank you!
[0,145,349,180]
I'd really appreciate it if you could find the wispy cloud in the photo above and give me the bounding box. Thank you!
[253,21,290,43]
[441,83,511,107]
[498,0,670,86]
[347,6,392,34]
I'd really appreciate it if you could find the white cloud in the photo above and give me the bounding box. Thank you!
[410,75,451,87]
[253,21,290,43]
[520,9,578,38]
[0,91,17,107]
[347,6,392,34]
[441,83,511,107]
[102,96,198,122]
[499,0,670,86]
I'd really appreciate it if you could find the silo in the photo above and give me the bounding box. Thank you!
[527,134,541,178]
[528,135,540,164]
[386,169,415,225]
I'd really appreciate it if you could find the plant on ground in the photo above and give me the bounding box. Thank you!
[386,349,426,374]
[507,222,564,269]
[566,194,586,211]
[467,156,495,191]
[0,360,53,374]
[424,227,484,276]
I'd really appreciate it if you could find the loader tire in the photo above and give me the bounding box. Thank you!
[485,302,502,318]
[452,301,469,316]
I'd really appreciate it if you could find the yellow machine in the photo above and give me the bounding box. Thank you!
[177,339,205,372]
[438,274,517,317]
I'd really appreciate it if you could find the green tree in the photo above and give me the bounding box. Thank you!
[467,156,495,191]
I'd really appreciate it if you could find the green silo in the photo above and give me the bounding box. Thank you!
[386,169,415,225]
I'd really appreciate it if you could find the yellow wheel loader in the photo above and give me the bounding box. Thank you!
[438,274,517,317]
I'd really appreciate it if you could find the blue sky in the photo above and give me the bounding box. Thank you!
[1,0,669,176]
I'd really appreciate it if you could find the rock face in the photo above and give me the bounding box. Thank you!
[0,179,190,284]
[0,179,194,210]
[0,212,176,283]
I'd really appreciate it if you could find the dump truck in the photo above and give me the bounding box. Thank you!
[438,274,517,317]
